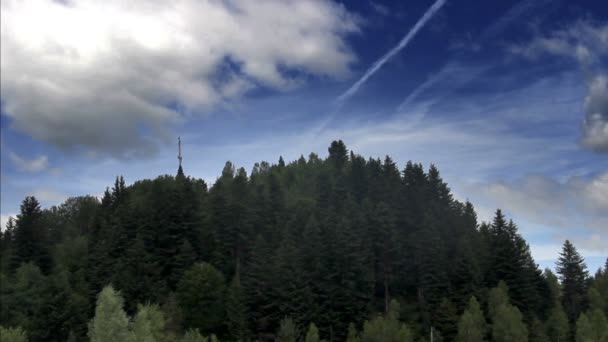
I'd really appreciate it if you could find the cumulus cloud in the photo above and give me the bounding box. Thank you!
[0,0,359,158]
[468,172,608,253]
[510,21,608,152]
[8,152,49,172]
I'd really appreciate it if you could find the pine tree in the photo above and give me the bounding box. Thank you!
[456,297,485,342]
[13,196,50,272]
[88,286,131,342]
[556,240,589,325]
[328,140,348,170]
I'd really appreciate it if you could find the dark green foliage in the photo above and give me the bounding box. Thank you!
[13,197,51,272]
[556,240,589,326]
[226,274,250,341]
[177,263,226,335]
[1,141,597,341]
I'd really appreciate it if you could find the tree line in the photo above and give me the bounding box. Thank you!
[0,140,606,341]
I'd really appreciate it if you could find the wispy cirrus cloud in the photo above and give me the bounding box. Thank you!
[0,0,359,159]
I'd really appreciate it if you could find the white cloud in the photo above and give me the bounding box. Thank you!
[510,21,608,152]
[0,214,16,232]
[0,0,359,158]
[29,188,67,206]
[465,172,608,254]
[8,152,49,172]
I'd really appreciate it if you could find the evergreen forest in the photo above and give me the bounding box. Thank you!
[1,140,607,342]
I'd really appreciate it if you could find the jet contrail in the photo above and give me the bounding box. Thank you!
[396,0,558,111]
[335,0,447,105]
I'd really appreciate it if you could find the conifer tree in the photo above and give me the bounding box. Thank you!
[88,286,131,342]
[556,240,589,324]
[13,196,50,272]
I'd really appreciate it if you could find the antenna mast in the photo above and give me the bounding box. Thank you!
[178,137,183,168]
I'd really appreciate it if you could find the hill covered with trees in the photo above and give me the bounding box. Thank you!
[1,140,606,341]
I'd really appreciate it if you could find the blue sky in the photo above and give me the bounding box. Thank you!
[1,0,607,271]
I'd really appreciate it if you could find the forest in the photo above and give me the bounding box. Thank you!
[0,140,606,342]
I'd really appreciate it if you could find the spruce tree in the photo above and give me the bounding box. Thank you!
[13,196,50,272]
[556,240,589,324]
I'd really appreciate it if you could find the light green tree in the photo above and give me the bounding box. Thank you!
[346,323,360,342]
[131,303,168,342]
[88,285,131,342]
[488,281,509,320]
[0,326,28,342]
[180,329,219,342]
[456,296,486,342]
[546,303,569,342]
[276,317,298,342]
[360,300,413,342]
[492,304,528,342]
[305,323,320,342]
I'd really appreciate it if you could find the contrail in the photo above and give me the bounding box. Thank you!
[396,0,559,111]
[335,0,447,105]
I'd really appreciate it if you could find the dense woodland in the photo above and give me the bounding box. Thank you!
[0,141,607,342]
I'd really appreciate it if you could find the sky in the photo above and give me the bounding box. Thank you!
[1,0,607,272]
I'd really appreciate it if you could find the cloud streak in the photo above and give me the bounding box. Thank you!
[396,0,557,112]
[335,0,447,105]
